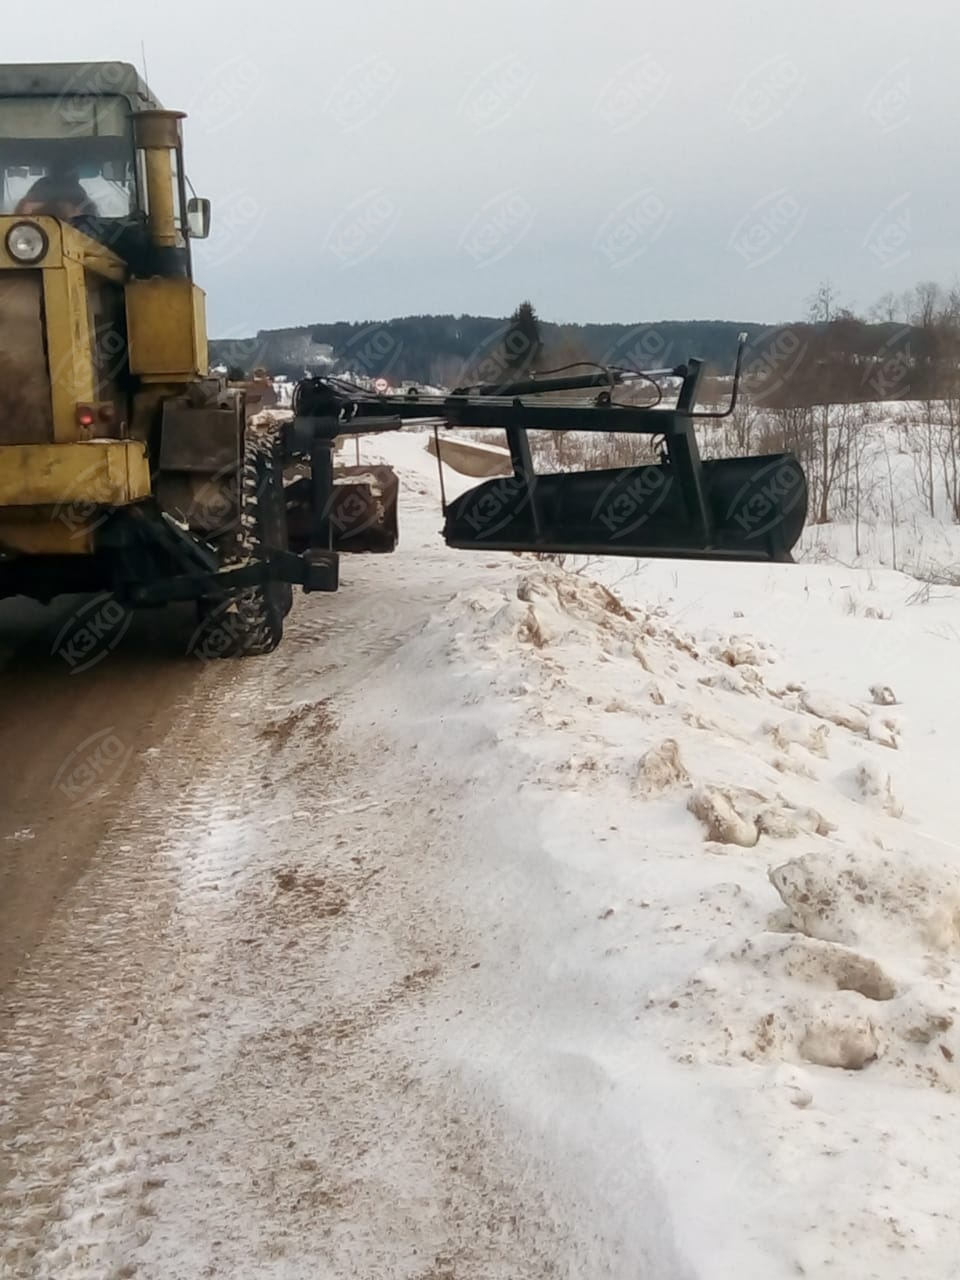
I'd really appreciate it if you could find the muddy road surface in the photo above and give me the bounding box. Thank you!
[0,520,635,1280]
[0,598,211,992]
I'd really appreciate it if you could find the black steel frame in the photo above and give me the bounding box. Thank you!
[287,336,751,557]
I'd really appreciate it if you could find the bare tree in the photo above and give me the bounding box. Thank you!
[806,282,845,522]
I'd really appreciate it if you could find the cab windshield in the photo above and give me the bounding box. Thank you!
[0,95,137,219]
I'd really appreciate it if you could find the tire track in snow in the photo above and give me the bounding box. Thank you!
[0,552,615,1280]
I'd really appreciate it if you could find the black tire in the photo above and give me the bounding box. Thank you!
[259,433,294,619]
[195,429,289,657]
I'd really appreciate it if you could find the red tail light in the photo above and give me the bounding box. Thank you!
[76,403,115,429]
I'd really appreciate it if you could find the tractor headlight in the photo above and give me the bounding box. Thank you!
[6,222,48,263]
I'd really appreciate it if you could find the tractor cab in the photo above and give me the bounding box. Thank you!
[0,64,209,275]
[0,92,138,219]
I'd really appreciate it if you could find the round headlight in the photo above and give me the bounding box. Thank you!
[6,222,48,264]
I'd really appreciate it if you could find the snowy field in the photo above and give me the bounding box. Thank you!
[2,424,959,1279]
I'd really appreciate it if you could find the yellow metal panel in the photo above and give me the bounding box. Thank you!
[61,224,126,284]
[1,220,127,448]
[126,279,208,380]
[43,256,98,441]
[192,285,209,374]
[0,272,52,443]
[0,440,152,508]
[0,519,95,555]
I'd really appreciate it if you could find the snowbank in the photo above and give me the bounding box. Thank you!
[352,427,960,1277]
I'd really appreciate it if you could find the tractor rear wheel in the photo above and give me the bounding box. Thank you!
[195,429,289,658]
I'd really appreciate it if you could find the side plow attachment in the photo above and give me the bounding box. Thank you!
[288,333,808,566]
[443,452,806,563]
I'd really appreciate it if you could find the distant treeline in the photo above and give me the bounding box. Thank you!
[211,311,951,407]
[210,316,761,387]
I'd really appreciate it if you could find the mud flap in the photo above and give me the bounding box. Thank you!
[443,453,807,563]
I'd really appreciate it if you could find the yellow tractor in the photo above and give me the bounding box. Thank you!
[0,62,808,659]
[0,61,389,657]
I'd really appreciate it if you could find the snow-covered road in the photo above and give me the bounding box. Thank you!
[2,432,960,1279]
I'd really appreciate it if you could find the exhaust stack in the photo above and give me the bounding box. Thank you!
[132,109,188,275]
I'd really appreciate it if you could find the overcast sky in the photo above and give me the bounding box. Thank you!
[8,0,959,333]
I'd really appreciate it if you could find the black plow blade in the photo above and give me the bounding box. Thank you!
[443,453,808,564]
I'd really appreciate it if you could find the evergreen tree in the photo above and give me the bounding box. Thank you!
[502,300,543,378]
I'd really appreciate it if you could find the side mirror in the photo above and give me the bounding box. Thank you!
[187,196,211,239]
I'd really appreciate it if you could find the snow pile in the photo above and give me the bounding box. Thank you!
[375,513,960,1278]
[249,425,960,1275]
[771,848,960,953]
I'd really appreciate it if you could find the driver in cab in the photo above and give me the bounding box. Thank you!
[14,175,95,220]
